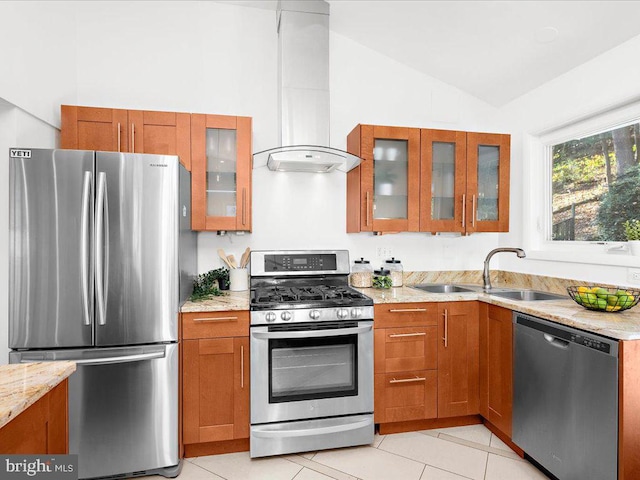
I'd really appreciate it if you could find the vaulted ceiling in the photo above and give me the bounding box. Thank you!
[219,0,640,106]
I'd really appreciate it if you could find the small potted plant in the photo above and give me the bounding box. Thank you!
[213,267,230,290]
[189,267,230,301]
[624,219,640,255]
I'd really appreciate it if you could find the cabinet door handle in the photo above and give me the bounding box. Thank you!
[192,316,238,322]
[365,191,370,227]
[389,308,427,313]
[461,193,466,227]
[242,187,247,226]
[241,345,245,389]
[471,194,476,227]
[389,376,426,384]
[443,309,448,348]
[117,123,121,152]
[389,332,426,338]
[131,123,135,152]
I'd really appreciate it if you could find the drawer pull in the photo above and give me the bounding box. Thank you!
[241,345,245,389]
[389,332,426,338]
[389,308,427,313]
[443,309,449,348]
[389,376,426,384]
[193,316,238,322]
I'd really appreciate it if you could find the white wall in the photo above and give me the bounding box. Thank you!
[500,33,640,285]
[0,1,77,127]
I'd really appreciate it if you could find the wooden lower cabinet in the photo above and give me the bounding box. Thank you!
[437,302,480,418]
[373,303,439,424]
[375,371,437,423]
[181,311,249,456]
[0,380,69,454]
[374,324,438,423]
[479,303,513,437]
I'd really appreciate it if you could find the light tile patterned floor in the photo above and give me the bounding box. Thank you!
[141,425,550,480]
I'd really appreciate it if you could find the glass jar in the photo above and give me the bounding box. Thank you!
[385,257,403,287]
[373,268,392,289]
[350,258,373,288]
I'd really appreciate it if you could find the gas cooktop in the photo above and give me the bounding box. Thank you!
[251,283,372,311]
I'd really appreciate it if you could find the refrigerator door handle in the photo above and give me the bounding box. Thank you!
[80,171,93,326]
[19,351,165,366]
[95,172,109,326]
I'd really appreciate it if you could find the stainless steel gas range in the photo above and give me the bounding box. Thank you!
[249,250,375,458]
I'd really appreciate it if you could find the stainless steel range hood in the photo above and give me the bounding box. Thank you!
[253,0,362,173]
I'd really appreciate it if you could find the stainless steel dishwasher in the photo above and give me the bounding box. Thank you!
[513,312,618,480]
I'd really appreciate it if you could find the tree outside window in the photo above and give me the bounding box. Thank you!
[551,122,640,242]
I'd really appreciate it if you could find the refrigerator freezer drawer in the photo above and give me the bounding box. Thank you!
[10,344,180,479]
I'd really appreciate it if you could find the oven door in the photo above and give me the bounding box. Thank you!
[250,320,373,424]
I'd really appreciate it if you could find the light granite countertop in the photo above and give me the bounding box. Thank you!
[182,283,640,341]
[181,290,250,312]
[360,285,640,341]
[0,361,76,429]
[181,267,640,341]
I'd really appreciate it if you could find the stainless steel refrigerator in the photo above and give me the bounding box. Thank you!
[8,148,196,479]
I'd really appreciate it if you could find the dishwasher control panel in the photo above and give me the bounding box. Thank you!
[571,333,611,354]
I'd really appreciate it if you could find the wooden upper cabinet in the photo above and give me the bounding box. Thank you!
[347,124,510,234]
[479,303,513,438]
[61,105,128,152]
[420,129,467,233]
[437,301,480,418]
[60,105,192,171]
[420,129,510,234]
[191,114,252,232]
[465,132,510,233]
[347,124,421,233]
[127,110,191,171]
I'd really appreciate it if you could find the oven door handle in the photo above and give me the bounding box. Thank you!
[251,416,373,438]
[251,324,372,339]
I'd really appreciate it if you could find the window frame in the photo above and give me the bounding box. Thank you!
[524,100,640,267]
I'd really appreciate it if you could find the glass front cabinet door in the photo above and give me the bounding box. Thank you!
[347,125,420,233]
[191,114,252,232]
[420,130,510,234]
[465,132,510,233]
[420,129,467,233]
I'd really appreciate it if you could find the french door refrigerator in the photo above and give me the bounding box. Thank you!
[8,148,196,479]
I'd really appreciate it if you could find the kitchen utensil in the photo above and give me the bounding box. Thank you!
[240,247,251,268]
[227,254,238,269]
[218,249,233,269]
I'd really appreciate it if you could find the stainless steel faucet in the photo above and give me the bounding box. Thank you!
[483,247,526,290]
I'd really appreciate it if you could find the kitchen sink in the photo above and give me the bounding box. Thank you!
[412,284,479,294]
[487,289,567,301]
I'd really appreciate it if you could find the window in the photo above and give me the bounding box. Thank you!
[551,121,640,242]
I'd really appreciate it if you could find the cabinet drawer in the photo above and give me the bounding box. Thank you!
[374,327,437,373]
[375,303,437,328]
[182,311,249,339]
[374,371,437,423]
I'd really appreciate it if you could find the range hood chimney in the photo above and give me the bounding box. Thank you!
[253,0,362,173]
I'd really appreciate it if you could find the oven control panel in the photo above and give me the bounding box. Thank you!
[250,250,351,276]
[265,254,337,272]
[250,306,374,325]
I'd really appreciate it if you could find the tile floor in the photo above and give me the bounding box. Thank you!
[142,425,550,480]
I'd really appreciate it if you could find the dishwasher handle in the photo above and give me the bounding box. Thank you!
[544,333,569,350]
